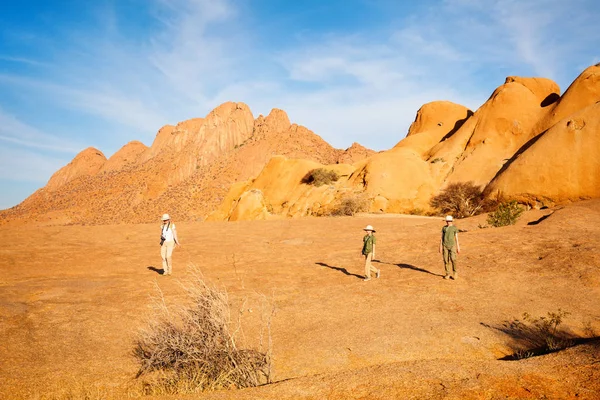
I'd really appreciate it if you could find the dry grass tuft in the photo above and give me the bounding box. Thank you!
[133,267,272,394]
[301,168,339,187]
[330,194,369,216]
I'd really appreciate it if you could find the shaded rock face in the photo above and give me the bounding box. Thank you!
[485,102,600,204]
[421,77,561,190]
[535,64,600,133]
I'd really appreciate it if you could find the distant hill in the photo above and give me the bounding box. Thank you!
[0,103,374,225]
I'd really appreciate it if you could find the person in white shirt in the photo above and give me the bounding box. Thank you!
[160,213,180,275]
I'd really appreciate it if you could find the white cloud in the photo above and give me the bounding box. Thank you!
[1,0,599,162]
[148,0,243,101]
[0,55,49,67]
[0,108,82,153]
[0,146,68,183]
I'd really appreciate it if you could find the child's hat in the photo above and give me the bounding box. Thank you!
[363,225,376,232]
[445,215,454,221]
[162,213,171,221]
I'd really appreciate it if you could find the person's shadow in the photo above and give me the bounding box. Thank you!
[147,266,165,275]
[371,260,443,277]
[393,262,444,277]
[315,262,363,279]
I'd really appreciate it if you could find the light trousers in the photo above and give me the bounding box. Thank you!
[364,252,379,278]
[442,246,458,276]
[161,241,175,274]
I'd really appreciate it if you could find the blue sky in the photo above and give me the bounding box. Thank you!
[1,0,599,209]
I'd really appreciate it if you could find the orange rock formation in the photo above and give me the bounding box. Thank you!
[0,103,373,225]
[2,64,599,224]
[212,64,600,220]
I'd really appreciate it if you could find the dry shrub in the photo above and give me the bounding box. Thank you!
[133,269,272,394]
[331,194,369,216]
[408,208,427,216]
[301,168,339,187]
[430,182,491,218]
[486,200,524,227]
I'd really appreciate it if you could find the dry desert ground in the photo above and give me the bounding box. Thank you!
[1,201,600,399]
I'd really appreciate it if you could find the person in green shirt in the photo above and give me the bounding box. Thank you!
[439,215,460,280]
[362,225,380,281]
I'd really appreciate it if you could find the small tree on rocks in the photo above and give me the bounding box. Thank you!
[430,182,487,218]
[487,200,524,227]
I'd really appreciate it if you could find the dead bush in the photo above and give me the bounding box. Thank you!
[331,194,369,216]
[430,182,491,218]
[133,269,272,394]
[301,168,339,187]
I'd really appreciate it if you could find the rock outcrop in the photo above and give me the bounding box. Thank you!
[428,77,560,187]
[485,101,600,204]
[0,103,373,225]
[211,64,600,221]
[3,64,600,225]
[101,141,148,173]
[46,147,107,191]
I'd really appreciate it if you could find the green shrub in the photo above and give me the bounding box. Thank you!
[502,310,573,359]
[430,182,488,218]
[301,168,339,187]
[487,201,524,227]
[330,194,368,216]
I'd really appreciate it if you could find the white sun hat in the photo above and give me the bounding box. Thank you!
[363,225,376,232]
[445,215,454,222]
[161,213,171,221]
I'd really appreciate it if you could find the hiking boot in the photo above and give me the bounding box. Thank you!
[443,275,450,280]
[364,277,371,282]
[451,273,457,280]
[376,270,381,279]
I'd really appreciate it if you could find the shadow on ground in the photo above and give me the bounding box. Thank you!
[147,266,164,275]
[315,262,363,279]
[481,318,600,361]
[371,260,443,277]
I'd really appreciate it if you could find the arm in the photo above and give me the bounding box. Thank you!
[173,226,180,245]
[439,234,443,253]
[455,232,460,254]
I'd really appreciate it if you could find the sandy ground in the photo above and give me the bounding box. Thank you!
[1,201,599,399]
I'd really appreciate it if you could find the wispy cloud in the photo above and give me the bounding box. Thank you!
[0,0,599,171]
[442,0,600,83]
[0,55,48,67]
[0,107,82,153]
[0,146,69,183]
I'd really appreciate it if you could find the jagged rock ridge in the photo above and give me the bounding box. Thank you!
[0,103,374,225]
